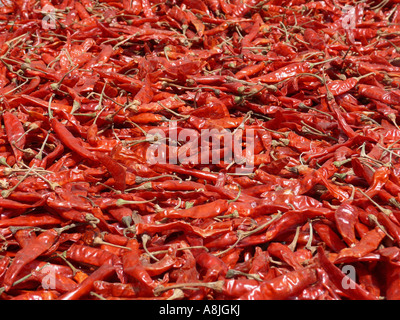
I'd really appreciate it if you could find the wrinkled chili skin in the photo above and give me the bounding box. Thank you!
[3,229,60,291]
[0,0,399,302]
[238,268,318,300]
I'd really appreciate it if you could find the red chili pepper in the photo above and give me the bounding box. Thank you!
[197,251,228,281]
[142,246,178,277]
[235,62,266,80]
[318,73,374,96]
[156,199,229,220]
[122,239,157,293]
[252,62,311,84]
[303,28,325,50]
[50,117,98,162]
[314,222,346,253]
[358,84,400,105]
[317,246,379,300]
[385,263,400,300]
[365,166,391,198]
[334,227,386,264]
[66,243,117,267]
[0,213,62,228]
[377,211,400,245]
[93,280,139,298]
[1,0,400,301]
[31,268,78,293]
[0,256,10,281]
[334,202,359,246]
[96,153,126,192]
[3,228,64,291]
[232,0,259,17]
[267,242,303,270]
[11,290,60,300]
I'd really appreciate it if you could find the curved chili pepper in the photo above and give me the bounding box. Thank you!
[238,268,318,300]
[3,228,63,291]
[58,263,115,300]
[2,111,26,162]
[50,117,98,162]
[317,246,379,300]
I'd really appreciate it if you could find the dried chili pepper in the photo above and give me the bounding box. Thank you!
[317,247,379,300]
[3,225,74,291]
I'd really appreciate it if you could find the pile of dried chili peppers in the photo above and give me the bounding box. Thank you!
[0,0,400,301]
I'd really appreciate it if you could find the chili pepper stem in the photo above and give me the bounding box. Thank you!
[308,57,338,68]
[93,82,108,125]
[225,76,277,92]
[13,123,39,145]
[20,164,60,191]
[157,101,189,120]
[389,198,400,210]
[51,64,79,91]
[161,81,221,96]
[333,158,352,168]
[261,126,289,138]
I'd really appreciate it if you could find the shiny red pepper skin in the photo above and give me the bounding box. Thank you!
[58,264,115,300]
[317,247,379,300]
[3,229,60,291]
[238,268,318,300]
[50,118,98,162]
